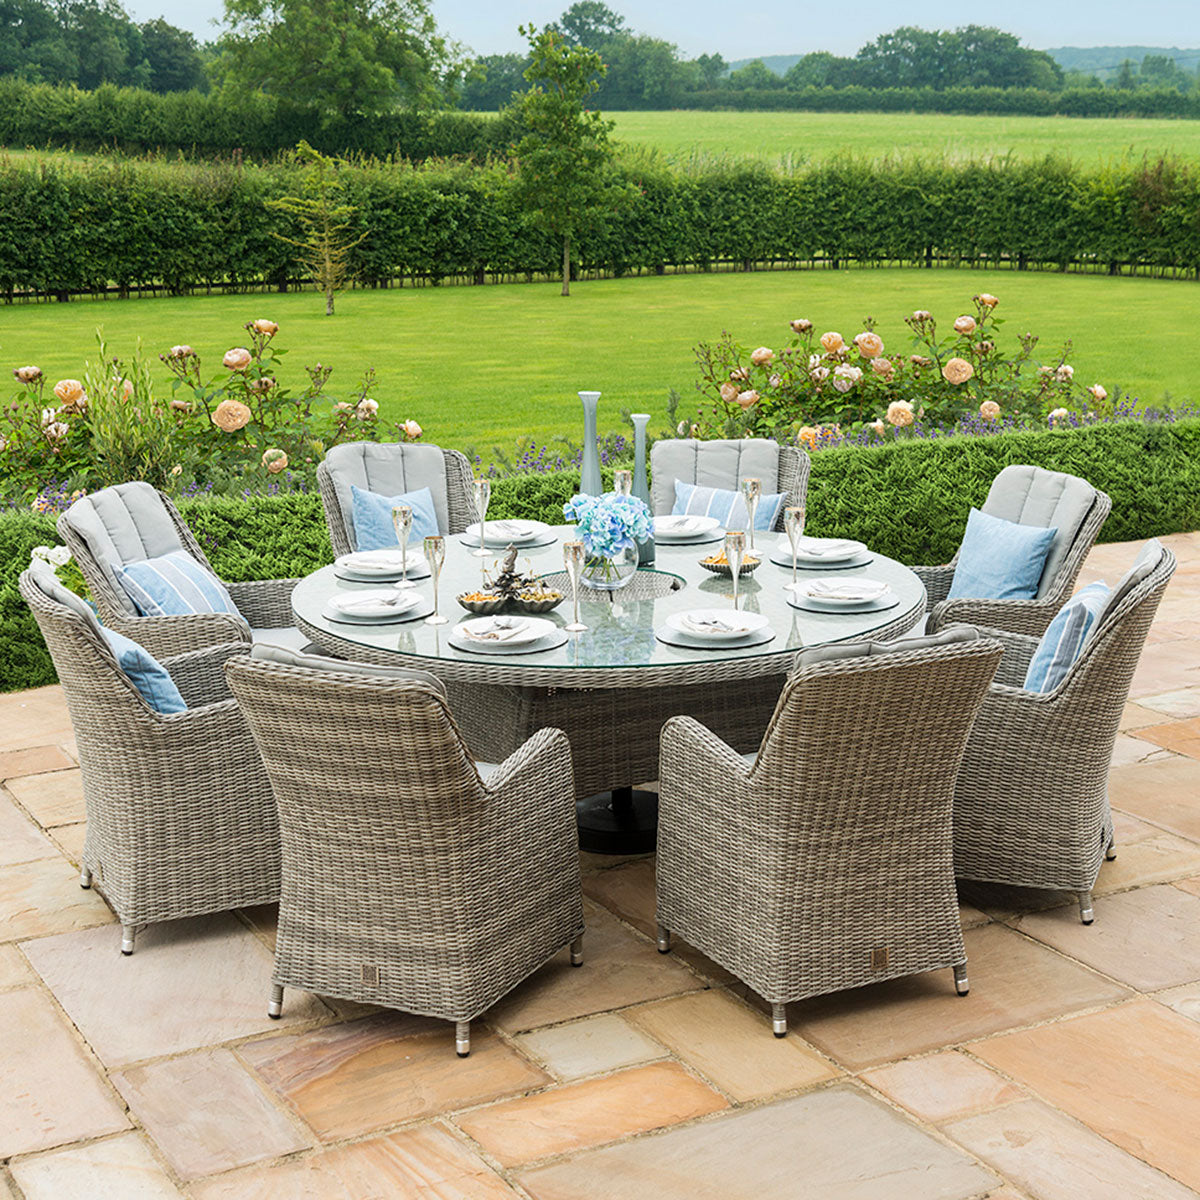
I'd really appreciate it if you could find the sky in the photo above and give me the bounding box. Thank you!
[126,0,1200,58]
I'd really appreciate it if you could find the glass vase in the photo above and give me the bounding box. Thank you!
[579,391,602,498]
[581,543,639,591]
[630,412,655,566]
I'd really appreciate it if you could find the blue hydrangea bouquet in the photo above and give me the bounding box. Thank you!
[563,492,653,588]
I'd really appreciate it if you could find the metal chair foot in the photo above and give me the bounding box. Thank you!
[79,865,92,889]
[1079,892,1095,925]
[455,1020,470,1057]
[953,963,969,996]
[267,984,284,1019]
[771,1003,787,1038]
[569,935,584,967]
[120,924,136,956]
[1105,838,1117,862]
[656,924,671,953]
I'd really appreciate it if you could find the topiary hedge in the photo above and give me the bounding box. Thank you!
[3,419,1197,692]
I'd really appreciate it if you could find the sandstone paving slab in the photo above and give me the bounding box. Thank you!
[0,856,113,942]
[487,902,702,1034]
[859,1051,1025,1124]
[1128,640,1200,700]
[0,687,73,753]
[454,1061,728,1167]
[239,1012,549,1142]
[0,745,74,781]
[1092,832,1200,893]
[516,1084,997,1200]
[1137,688,1200,720]
[9,1132,184,1199]
[1175,877,1200,899]
[21,912,328,1068]
[1108,734,1174,769]
[972,998,1200,1193]
[1155,980,1200,1025]
[0,792,59,866]
[0,987,129,1157]
[189,1126,520,1200]
[1121,701,1173,730]
[1108,756,1200,842]
[515,1012,666,1081]
[113,1046,311,1180]
[944,1098,1198,1200]
[237,902,279,951]
[4,768,85,827]
[1136,716,1200,760]
[1014,884,1200,991]
[0,943,33,989]
[780,924,1129,1070]
[49,821,87,864]
[625,989,839,1102]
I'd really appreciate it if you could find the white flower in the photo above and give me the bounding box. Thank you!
[356,397,379,419]
[1088,384,1107,402]
[832,364,863,393]
[31,545,72,568]
[1049,407,1070,425]
[1056,364,1074,382]
[403,419,422,439]
[808,354,821,370]
[810,366,830,383]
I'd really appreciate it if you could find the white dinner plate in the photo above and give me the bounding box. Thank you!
[464,519,547,546]
[654,514,723,542]
[664,608,771,642]
[327,588,423,619]
[789,578,893,609]
[455,615,556,647]
[774,535,868,565]
[335,549,427,577]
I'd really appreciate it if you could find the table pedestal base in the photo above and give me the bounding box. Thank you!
[577,786,658,855]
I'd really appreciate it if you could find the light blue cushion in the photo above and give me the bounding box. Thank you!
[671,480,785,532]
[350,484,439,551]
[947,508,1058,601]
[1023,581,1111,692]
[116,550,239,618]
[101,629,187,713]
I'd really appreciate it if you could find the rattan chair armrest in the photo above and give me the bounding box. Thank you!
[483,727,575,812]
[225,578,302,629]
[161,642,248,707]
[660,715,753,795]
[969,626,1041,687]
[912,563,954,604]
[103,610,252,659]
[928,595,1057,638]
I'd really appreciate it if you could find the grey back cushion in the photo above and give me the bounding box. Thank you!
[323,442,450,550]
[1086,539,1165,644]
[793,625,981,673]
[62,482,187,615]
[250,641,448,698]
[980,465,1097,598]
[27,562,106,640]
[650,439,781,516]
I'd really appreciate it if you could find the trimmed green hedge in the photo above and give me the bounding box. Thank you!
[4,420,1197,692]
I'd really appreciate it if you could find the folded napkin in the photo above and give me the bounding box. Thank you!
[658,515,702,533]
[343,549,424,571]
[680,612,752,635]
[486,520,533,538]
[798,578,891,602]
[784,536,863,559]
[461,616,528,642]
[331,590,414,613]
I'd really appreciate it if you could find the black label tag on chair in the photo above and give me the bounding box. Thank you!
[870,947,890,971]
[360,964,379,989]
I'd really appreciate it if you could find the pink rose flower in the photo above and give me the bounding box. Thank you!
[1088,384,1106,402]
[212,399,252,432]
[870,419,886,436]
[1056,364,1074,382]
[832,364,863,393]
[403,419,422,439]
[853,331,884,359]
[252,319,279,337]
[870,357,894,378]
[730,366,750,382]
[953,315,977,335]
[223,347,252,371]
[790,318,812,333]
[1048,407,1070,425]
[169,344,195,359]
[736,389,759,409]
[750,346,774,367]
[810,366,830,383]
[15,365,42,384]
[719,382,739,403]
[53,379,86,408]
[976,293,999,308]
[911,310,933,323]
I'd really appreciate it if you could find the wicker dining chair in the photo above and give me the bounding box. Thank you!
[656,626,1003,1038]
[317,441,476,556]
[953,540,1176,925]
[650,437,809,531]
[57,481,303,661]
[18,566,280,955]
[225,643,585,1057]
[915,464,1111,638]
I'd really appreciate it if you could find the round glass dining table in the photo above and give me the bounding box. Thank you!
[291,524,927,852]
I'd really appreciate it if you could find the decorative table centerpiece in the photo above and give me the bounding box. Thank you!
[563,491,653,591]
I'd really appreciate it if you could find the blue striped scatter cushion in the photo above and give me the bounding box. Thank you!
[671,480,786,531]
[116,550,240,618]
[101,629,187,713]
[1023,581,1111,693]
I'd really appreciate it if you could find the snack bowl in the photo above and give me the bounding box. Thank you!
[456,591,507,615]
[699,552,761,578]
[514,588,565,614]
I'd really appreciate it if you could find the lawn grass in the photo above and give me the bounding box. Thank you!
[1,269,1196,455]
[608,110,1200,167]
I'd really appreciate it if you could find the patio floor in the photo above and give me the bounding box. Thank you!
[2,532,1199,1199]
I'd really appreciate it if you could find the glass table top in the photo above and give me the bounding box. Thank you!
[291,525,927,681]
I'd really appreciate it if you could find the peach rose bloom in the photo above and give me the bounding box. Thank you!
[116,378,134,400]
[356,398,379,418]
[223,347,252,371]
[170,398,191,413]
[719,382,739,403]
[53,379,85,407]
[169,344,195,359]
[832,364,862,393]
[262,448,288,473]
[736,389,759,409]
[248,377,276,393]
[953,315,976,335]
[750,346,774,367]
[886,400,914,427]
[870,419,886,436]
[1049,407,1070,424]
[15,365,42,383]
[819,331,844,354]
[910,355,933,368]
[979,400,1001,420]
[797,425,818,448]
[790,318,812,333]
[810,366,830,383]
[333,401,353,414]
[974,340,994,355]
[730,366,750,382]
[1038,365,1054,377]
[1056,364,1074,382]
[768,372,782,388]
[942,357,974,385]
[212,399,252,432]
[853,331,884,358]
[870,357,894,377]
[1088,384,1107,402]
[403,419,423,439]
[911,310,932,322]
[170,464,183,476]
[976,293,999,308]
[253,319,279,337]
[45,421,68,441]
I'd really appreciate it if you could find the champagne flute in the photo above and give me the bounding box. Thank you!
[784,504,806,591]
[725,530,746,612]
[423,535,448,624]
[613,468,632,497]
[391,504,415,589]
[471,477,492,559]
[740,478,762,551]
[563,540,587,632]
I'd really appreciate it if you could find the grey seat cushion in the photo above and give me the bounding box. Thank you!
[61,482,189,615]
[27,562,105,639]
[250,641,447,698]
[1086,539,1165,643]
[323,442,451,551]
[250,626,311,651]
[793,625,981,672]
[980,465,1097,598]
[650,439,781,516]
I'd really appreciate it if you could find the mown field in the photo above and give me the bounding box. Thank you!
[608,110,1200,166]
[1,269,1197,453]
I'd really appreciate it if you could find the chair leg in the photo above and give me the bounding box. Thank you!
[79,865,92,889]
[267,984,284,1019]
[953,963,969,996]
[120,924,137,956]
[455,1021,470,1058]
[1078,892,1095,925]
[569,935,584,967]
[1105,836,1117,862]
[656,924,671,953]
[771,1004,787,1038]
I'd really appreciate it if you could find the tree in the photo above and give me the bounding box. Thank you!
[140,17,207,92]
[694,52,725,88]
[554,1,625,49]
[511,24,631,296]
[215,0,456,118]
[266,142,366,315]
[459,52,529,110]
[725,58,784,90]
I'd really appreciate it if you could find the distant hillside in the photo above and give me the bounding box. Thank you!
[725,55,802,76]
[1047,46,1200,79]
